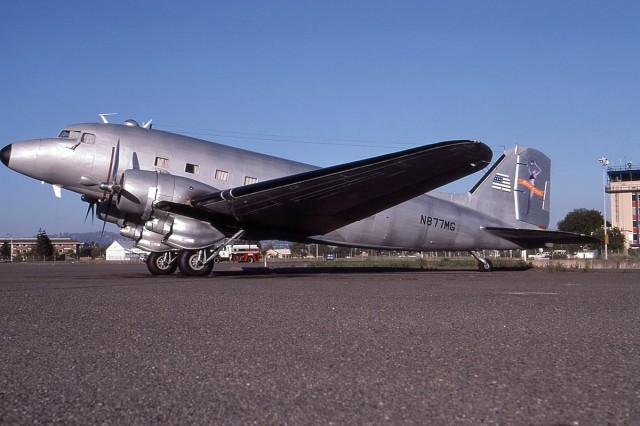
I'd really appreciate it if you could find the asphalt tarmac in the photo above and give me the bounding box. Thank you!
[1,263,639,425]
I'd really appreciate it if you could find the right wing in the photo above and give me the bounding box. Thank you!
[158,140,492,237]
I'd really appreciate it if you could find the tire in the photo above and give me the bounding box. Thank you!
[147,252,178,275]
[477,259,493,272]
[247,256,255,263]
[178,250,214,276]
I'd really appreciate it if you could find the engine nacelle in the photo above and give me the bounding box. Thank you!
[116,170,226,250]
[121,225,174,252]
[162,215,225,250]
[117,169,217,219]
[121,216,226,251]
[96,200,128,226]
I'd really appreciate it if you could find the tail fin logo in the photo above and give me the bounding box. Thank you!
[519,159,545,216]
[518,178,545,197]
[469,147,550,230]
[491,173,512,192]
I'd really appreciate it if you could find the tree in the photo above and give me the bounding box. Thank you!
[557,208,627,253]
[592,226,626,252]
[557,208,604,235]
[289,243,308,258]
[34,228,55,259]
[1,242,10,260]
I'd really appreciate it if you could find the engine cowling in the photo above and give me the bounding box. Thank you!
[116,170,226,250]
[117,169,216,219]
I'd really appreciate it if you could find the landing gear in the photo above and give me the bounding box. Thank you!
[146,229,246,277]
[477,258,493,272]
[178,249,214,276]
[469,251,493,272]
[147,251,178,275]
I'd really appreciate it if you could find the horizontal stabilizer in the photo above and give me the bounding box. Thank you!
[484,227,600,249]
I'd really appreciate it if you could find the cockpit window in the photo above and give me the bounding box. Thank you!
[81,133,95,144]
[58,129,82,139]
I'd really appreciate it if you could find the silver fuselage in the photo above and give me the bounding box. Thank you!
[3,122,534,251]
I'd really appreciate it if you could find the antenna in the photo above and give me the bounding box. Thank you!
[98,113,118,124]
[142,119,153,129]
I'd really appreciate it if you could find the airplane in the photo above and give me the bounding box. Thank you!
[1,116,597,276]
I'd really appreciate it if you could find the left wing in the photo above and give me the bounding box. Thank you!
[159,140,492,237]
[483,227,600,248]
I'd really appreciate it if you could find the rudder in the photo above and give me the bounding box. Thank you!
[468,146,550,229]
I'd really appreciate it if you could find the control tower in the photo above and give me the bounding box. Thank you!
[606,163,640,248]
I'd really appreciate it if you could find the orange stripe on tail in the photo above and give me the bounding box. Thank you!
[518,178,545,197]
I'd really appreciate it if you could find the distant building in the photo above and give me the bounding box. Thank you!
[105,241,149,261]
[265,248,292,258]
[0,237,81,260]
[606,163,640,248]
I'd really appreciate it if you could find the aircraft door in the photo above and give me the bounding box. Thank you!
[367,209,394,246]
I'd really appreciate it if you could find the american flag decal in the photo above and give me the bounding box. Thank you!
[491,173,512,192]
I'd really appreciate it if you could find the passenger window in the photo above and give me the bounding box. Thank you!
[185,163,200,174]
[155,157,170,169]
[215,170,229,181]
[244,176,258,185]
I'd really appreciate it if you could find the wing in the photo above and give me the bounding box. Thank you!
[159,140,492,237]
[483,227,600,248]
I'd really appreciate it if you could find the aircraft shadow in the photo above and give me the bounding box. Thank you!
[208,264,532,277]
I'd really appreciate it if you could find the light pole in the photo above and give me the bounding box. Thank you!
[598,157,609,260]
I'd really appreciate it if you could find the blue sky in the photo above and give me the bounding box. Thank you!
[1,1,639,237]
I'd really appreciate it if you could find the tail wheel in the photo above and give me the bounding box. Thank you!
[178,249,214,276]
[478,259,493,272]
[147,252,178,275]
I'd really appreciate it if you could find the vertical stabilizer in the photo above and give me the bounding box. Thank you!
[514,148,550,228]
[468,146,550,229]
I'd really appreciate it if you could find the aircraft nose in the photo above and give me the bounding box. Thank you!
[0,144,11,167]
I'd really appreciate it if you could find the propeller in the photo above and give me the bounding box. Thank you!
[98,140,122,235]
[87,142,139,234]
[81,195,97,225]
[100,139,121,192]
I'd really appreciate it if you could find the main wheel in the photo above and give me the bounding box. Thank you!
[178,250,214,276]
[147,252,178,275]
[477,259,493,272]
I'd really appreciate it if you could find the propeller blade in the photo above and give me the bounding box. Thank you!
[100,140,122,198]
[96,140,123,235]
[81,196,97,225]
[84,202,95,225]
[111,139,120,183]
[101,195,114,236]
